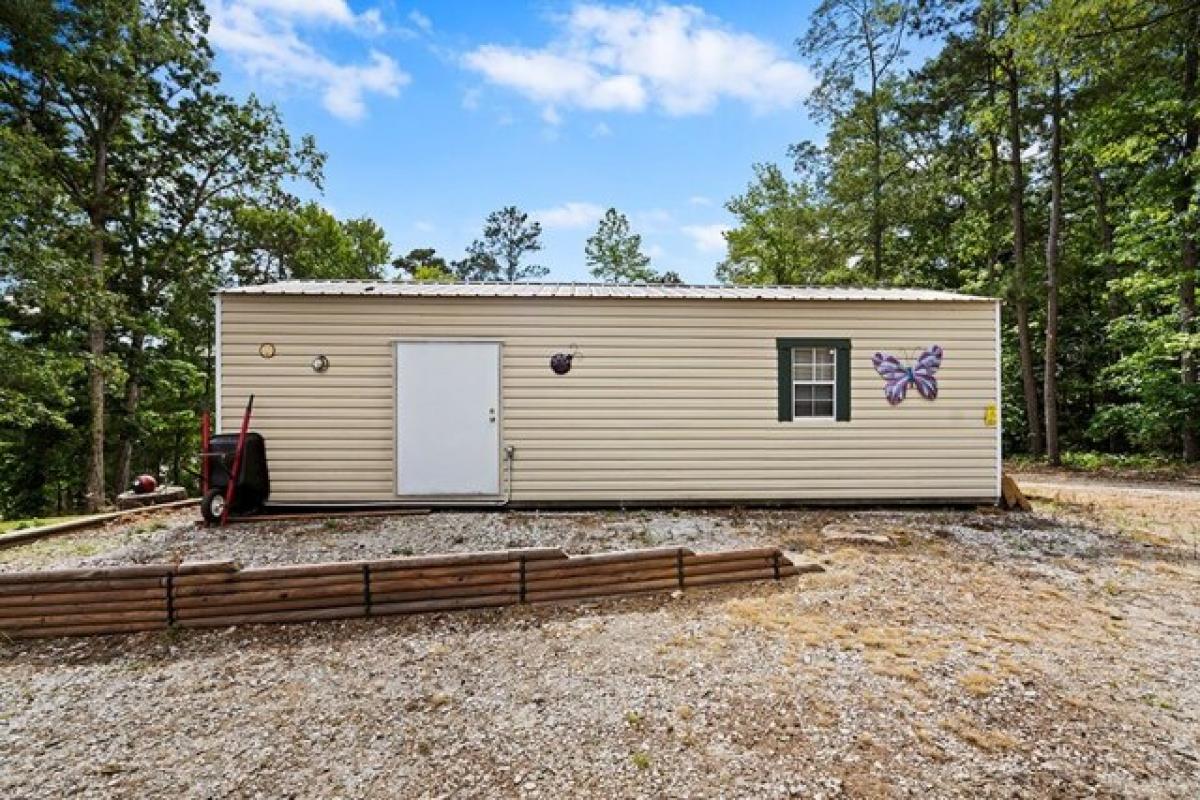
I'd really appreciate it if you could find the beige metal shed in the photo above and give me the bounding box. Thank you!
[216,281,1001,507]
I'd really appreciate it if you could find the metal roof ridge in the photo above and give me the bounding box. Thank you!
[215,280,996,302]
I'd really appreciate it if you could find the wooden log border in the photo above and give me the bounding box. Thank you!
[0,546,819,639]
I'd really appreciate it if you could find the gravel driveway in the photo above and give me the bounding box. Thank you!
[2,486,1198,798]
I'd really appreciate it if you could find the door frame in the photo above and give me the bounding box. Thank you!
[391,337,504,500]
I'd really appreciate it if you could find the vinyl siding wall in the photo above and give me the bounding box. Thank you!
[218,294,1000,504]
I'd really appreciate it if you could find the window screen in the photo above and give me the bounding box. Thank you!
[792,347,836,418]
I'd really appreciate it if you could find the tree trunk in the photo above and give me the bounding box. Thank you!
[1090,168,1118,320]
[1090,166,1124,451]
[1005,4,1043,456]
[1044,70,1064,466]
[1180,9,1199,462]
[114,332,145,493]
[84,135,109,513]
[985,27,1003,279]
[871,89,884,282]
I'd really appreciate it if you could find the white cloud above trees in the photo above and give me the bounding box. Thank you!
[463,4,812,119]
[207,0,408,120]
[533,202,607,230]
[682,223,728,253]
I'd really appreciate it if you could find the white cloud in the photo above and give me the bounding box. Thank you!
[534,202,606,229]
[682,223,728,253]
[688,195,713,206]
[590,121,612,137]
[462,4,812,118]
[207,0,408,120]
[408,9,433,33]
[542,106,563,126]
[633,208,673,233]
[238,0,360,25]
[463,46,645,112]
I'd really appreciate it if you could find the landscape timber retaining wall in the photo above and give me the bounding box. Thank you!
[0,546,814,639]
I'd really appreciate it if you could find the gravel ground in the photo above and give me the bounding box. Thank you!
[2,485,1198,798]
[0,507,768,573]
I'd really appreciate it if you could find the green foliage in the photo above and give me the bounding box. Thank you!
[1008,450,1199,480]
[393,248,455,281]
[718,163,848,285]
[231,202,391,282]
[798,0,912,281]
[586,208,655,283]
[0,0,394,515]
[717,0,1200,459]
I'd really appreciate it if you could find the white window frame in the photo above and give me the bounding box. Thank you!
[791,346,837,420]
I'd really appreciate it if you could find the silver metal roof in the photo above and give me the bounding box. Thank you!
[218,280,994,302]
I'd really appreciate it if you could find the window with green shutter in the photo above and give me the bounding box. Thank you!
[776,338,851,422]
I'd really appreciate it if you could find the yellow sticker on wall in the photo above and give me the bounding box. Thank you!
[984,403,998,427]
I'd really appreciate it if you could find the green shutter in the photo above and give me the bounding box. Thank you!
[835,344,851,421]
[777,345,793,421]
[776,338,852,423]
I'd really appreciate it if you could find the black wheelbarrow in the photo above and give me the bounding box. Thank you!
[200,432,271,523]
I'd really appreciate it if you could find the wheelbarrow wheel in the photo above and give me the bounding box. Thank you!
[201,489,227,525]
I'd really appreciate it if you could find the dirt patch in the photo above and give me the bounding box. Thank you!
[1,490,1198,798]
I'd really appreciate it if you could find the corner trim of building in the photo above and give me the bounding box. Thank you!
[214,293,222,435]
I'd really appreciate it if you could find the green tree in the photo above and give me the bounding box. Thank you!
[0,128,86,515]
[586,208,655,283]
[393,248,454,281]
[718,163,847,285]
[799,0,911,281]
[109,93,321,490]
[0,0,212,509]
[1,0,323,509]
[462,206,547,282]
[1054,0,1200,458]
[232,202,391,283]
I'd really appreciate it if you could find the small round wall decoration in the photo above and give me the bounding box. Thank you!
[258,342,276,359]
[550,353,573,375]
[311,354,330,373]
[549,345,581,375]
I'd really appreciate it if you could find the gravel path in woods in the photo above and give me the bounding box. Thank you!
[2,489,1198,798]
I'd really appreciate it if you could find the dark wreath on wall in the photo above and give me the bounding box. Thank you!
[549,345,582,375]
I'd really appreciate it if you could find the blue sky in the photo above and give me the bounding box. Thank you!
[206,1,825,283]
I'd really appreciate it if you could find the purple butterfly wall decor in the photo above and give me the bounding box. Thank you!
[871,346,944,405]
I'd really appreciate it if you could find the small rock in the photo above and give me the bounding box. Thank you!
[821,524,895,546]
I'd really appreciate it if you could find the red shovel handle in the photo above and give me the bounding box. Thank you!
[200,410,210,498]
[220,394,254,526]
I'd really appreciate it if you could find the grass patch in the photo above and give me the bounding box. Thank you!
[869,657,923,683]
[959,670,1001,697]
[0,515,87,534]
[940,714,1019,751]
[1008,452,1200,481]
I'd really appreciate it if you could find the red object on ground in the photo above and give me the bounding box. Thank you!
[200,409,210,497]
[132,475,158,494]
[220,395,255,526]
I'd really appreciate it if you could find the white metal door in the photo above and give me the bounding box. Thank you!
[395,341,501,496]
